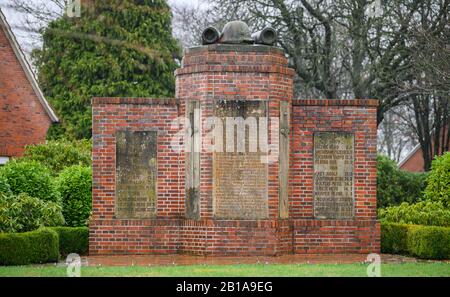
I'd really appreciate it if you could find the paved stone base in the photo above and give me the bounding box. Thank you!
[81,254,424,267]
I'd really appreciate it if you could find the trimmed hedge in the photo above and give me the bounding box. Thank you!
[407,225,450,259]
[380,223,409,254]
[0,228,59,265]
[50,227,89,256]
[381,222,450,259]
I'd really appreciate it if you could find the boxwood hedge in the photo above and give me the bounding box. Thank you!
[0,228,59,265]
[407,225,450,259]
[0,227,89,266]
[381,222,450,259]
[50,226,89,256]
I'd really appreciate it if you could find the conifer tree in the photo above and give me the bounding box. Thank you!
[35,0,181,139]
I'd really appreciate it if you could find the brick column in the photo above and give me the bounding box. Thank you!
[175,44,295,221]
[290,99,380,254]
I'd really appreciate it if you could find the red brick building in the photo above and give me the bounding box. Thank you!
[0,10,59,163]
[399,145,426,172]
[399,126,450,172]
[90,22,379,256]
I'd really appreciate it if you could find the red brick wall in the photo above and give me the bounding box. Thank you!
[400,148,425,172]
[0,26,51,157]
[291,100,380,253]
[90,98,183,254]
[90,45,380,255]
[400,126,450,172]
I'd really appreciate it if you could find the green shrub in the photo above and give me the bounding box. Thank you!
[0,175,11,196]
[22,139,92,175]
[424,152,450,207]
[55,165,92,227]
[398,171,428,202]
[407,225,450,259]
[378,201,450,227]
[377,155,427,208]
[0,227,59,265]
[381,222,450,259]
[51,227,89,256]
[377,155,399,207]
[0,160,60,203]
[0,193,64,233]
[380,222,409,254]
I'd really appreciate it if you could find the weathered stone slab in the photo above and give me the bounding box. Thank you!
[279,101,290,219]
[213,100,268,219]
[314,132,354,219]
[116,131,157,218]
[185,100,200,219]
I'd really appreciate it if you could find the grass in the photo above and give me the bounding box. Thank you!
[0,263,449,277]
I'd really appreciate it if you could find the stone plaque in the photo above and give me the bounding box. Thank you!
[116,131,157,218]
[279,101,290,219]
[213,100,268,219]
[314,132,354,219]
[185,100,200,219]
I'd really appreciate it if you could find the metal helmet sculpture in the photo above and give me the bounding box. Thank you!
[201,21,277,46]
[219,20,254,44]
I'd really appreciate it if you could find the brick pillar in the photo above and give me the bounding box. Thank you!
[175,44,295,222]
[290,99,380,254]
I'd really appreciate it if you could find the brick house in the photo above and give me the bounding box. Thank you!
[0,10,59,164]
[399,126,450,172]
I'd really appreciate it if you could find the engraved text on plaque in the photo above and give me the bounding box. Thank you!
[314,132,354,219]
[116,131,157,218]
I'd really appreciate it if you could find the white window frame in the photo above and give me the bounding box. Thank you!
[0,157,10,165]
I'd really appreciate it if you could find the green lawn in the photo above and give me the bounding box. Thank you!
[0,263,449,277]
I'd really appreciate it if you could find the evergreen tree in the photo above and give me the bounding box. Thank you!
[34,0,181,139]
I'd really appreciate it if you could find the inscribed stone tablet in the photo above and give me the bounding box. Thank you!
[314,132,354,219]
[213,100,268,219]
[116,131,157,218]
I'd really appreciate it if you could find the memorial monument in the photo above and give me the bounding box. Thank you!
[90,21,380,255]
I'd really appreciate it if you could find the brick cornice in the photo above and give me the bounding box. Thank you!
[92,97,178,106]
[184,44,286,55]
[175,64,295,76]
[293,99,379,107]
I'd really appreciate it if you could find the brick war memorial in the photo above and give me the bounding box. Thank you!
[90,21,380,256]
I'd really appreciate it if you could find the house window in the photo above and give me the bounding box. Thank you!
[0,157,9,166]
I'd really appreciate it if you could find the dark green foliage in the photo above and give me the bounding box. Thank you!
[380,222,409,254]
[0,193,64,233]
[381,222,450,259]
[22,139,92,175]
[377,155,427,208]
[398,171,428,202]
[50,227,89,256]
[407,225,450,259]
[0,228,59,265]
[55,165,92,227]
[424,152,450,207]
[0,175,11,197]
[378,201,450,227]
[35,0,181,139]
[0,160,60,203]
